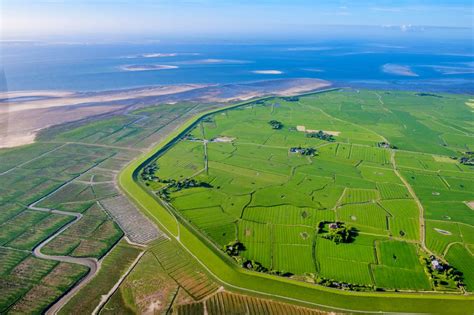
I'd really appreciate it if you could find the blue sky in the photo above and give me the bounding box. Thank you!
[1,0,473,39]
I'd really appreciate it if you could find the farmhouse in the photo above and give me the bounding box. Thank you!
[431,260,444,271]
[289,147,304,153]
[377,141,397,149]
[429,255,445,271]
[459,156,474,165]
[329,222,340,229]
[289,146,317,156]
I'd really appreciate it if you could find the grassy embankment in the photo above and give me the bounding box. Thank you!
[118,92,474,314]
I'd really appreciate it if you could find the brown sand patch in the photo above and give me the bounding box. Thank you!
[0,90,75,99]
[0,78,331,149]
[433,155,457,163]
[434,228,452,236]
[466,201,474,210]
[296,126,340,136]
[465,99,474,109]
[0,84,206,114]
[0,104,127,148]
[212,136,235,143]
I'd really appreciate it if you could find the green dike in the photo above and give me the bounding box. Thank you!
[118,92,474,314]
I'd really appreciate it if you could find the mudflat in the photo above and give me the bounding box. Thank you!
[0,78,330,148]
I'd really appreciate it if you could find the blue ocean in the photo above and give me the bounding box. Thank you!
[1,39,473,93]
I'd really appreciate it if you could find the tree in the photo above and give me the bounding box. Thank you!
[268,120,283,130]
[320,222,355,244]
[224,240,245,256]
[306,131,335,142]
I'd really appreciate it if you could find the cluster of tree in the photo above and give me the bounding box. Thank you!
[315,276,373,291]
[377,141,398,149]
[458,152,474,166]
[224,243,294,277]
[415,92,442,98]
[289,146,318,156]
[423,256,464,289]
[183,133,199,141]
[306,130,335,142]
[318,221,355,244]
[223,240,245,256]
[283,96,299,102]
[241,260,295,278]
[242,260,268,273]
[268,120,283,130]
[157,178,212,200]
[141,164,159,181]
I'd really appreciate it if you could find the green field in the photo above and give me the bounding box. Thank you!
[123,89,474,313]
[59,240,142,315]
[0,102,217,313]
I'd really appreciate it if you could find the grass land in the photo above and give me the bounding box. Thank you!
[120,89,474,313]
[0,102,218,313]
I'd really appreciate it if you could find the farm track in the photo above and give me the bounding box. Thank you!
[121,92,443,313]
[373,92,393,114]
[5,89,470,313]
[314,106,389,143]
[24,161,104,315]
[92,251,145,315]
[390,150,436,260]
[124,89,474,312]
[40,104,205,313]
[47,141,146,153]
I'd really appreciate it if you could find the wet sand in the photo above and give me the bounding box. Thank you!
[0,78,331,148]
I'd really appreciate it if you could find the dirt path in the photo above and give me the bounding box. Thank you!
[316,107,389,143]
[92,251,145,315]
[373,91,393,114]
[390,150,435,258]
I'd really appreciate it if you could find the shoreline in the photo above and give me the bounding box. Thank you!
[0,78,331,149]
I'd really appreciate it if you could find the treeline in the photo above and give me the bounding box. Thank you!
[289,146,318,156]
[157,178,212,200]
[306,130,335,142]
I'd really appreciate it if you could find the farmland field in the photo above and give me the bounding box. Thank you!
[137,89,474,300]
[0,101,221,313]
[2,88,473,314]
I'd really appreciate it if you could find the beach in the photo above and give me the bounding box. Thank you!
[0,78,330,148]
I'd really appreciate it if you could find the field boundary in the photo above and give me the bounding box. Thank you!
[118,90,474,314]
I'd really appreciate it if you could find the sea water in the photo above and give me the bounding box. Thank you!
[1,39,472,93]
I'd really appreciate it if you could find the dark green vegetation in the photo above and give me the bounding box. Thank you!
[318,222,355,244]
[306,130,335,142]
[133,89,473,312]
[268,120,284,130]
[0,102,221,313]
